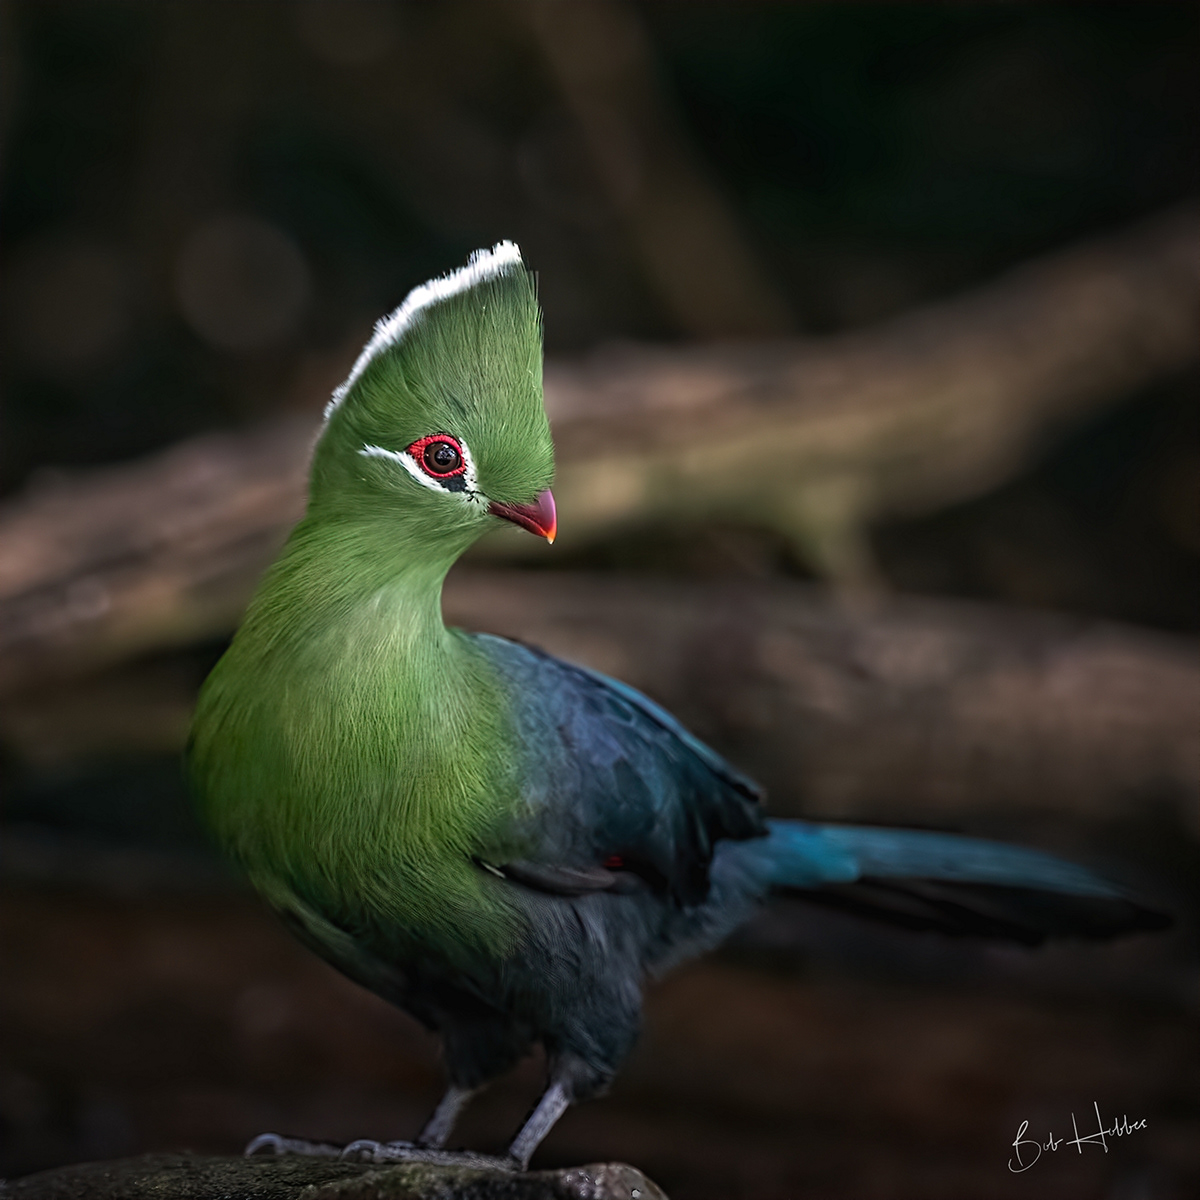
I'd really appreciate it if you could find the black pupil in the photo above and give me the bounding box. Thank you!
[424,441,461,474]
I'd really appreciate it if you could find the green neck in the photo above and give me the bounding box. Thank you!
[191,512,522,956]
[250,511,462,638]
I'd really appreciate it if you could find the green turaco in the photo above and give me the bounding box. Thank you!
[188,243,1166,1169]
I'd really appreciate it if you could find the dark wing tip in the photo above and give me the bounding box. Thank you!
[799,879,1173,946]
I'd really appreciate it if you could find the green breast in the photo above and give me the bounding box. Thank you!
[188,566,526,964]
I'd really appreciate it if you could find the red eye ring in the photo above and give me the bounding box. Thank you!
[406,434,466,478]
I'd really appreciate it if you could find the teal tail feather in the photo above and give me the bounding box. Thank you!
[748,820,1170,945]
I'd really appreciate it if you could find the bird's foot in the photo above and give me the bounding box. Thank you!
[245,1132,342,1157]
[339,1139,416,1162]
[340,1139,519,1171]
[245,1132,519,1171]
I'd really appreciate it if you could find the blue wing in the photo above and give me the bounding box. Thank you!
[471,633,765,906]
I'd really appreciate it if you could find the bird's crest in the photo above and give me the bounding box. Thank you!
[324,241,525,421]
[314,242,552,516]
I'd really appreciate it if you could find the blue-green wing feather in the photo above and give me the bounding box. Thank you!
[472,634,765,906]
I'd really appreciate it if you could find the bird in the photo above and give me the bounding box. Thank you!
[187,242,1167,1170]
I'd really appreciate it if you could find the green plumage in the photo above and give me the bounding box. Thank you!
[188,254,551,964]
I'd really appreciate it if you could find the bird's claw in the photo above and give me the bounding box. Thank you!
[245,1132,342,1158]
[341,1140,520,1170]
[340,1139,409,1162]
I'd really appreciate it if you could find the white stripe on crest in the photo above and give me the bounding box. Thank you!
[325,242,523,420]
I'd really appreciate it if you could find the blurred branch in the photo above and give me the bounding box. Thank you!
[512,0,793,336]
[0,418,315,694]
[539,204,1200,585]
[2,571,1196,834]
[0,207,1196,693]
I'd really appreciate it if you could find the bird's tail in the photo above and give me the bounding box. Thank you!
[745,820,1169,945]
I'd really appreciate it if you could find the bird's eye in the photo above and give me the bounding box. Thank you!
[424,440,461,474]
[407,434,466,479]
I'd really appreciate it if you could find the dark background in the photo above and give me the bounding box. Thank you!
[1,4,1197,1198]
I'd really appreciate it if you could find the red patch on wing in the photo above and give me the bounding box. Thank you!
[603,855,625,870]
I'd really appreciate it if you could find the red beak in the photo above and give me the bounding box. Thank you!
[488,488,556,543]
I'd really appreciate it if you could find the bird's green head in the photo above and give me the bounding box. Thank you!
[312,243,555,554]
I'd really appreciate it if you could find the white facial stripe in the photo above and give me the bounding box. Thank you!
[326,241,523,420]
[359,441,482,503]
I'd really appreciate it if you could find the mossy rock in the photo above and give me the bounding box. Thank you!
[0,1152,667,1200]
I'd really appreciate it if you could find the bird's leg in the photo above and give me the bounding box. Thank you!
[415,1084,480,1149]
[507,1081,571,1170]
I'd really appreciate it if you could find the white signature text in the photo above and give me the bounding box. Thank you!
[1008,1102,1147,1172]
